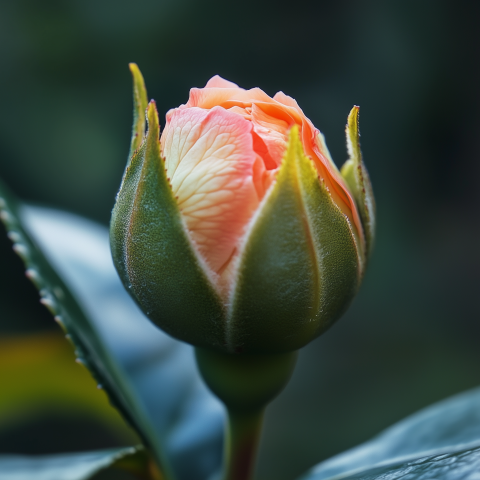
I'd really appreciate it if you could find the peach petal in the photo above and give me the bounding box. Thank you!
[250,103,294,167]
[234,87,280,104]
[186,88,244,109]
[227,105,252,120]
[176,76,366,252]
[160,106,259,276]
[273,91,303,110]
[186,86,280,110]
[251,130,277,170]
[205,75,240,89]
[252,155,277,200]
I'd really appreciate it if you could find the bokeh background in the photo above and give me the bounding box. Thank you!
[1,0,480,479]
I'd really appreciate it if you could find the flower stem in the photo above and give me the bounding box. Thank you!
[195,348,298,480]
[223,408,264,480]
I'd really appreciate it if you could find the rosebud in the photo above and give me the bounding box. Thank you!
[110,65,375,355]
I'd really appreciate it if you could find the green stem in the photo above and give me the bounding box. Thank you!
[195,348,298,480]
[223,408,264,480]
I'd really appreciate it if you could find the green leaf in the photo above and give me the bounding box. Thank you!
[0,333,128,434]
[0,179,224,480]
[110,101,227,351]
[341,106,375,260]
[0,446,151,480]
[331,446,480,480]
[0,183,149,458]
[229,126,360,353]
[300,387,480,480]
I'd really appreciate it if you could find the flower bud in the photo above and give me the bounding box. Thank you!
[110,65,375,354]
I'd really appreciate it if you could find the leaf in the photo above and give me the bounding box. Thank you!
[0,179,224,480]
[300,386,480,480]
[0,333,128,434]
[0,446,151,480]
[328,445,480,480]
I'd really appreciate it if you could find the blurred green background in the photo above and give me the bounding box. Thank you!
[1,0,480,479]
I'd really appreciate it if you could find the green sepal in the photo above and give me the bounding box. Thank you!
[341,106,376,259]
[228,126,360,354]
[111,101,227,351]
[110,140,146,303]
[128,63,148,161]
[110,64,149,290]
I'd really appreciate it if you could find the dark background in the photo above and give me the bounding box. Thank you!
[1,1,480,479]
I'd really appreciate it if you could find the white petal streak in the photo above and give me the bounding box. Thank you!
[160,106,259,276]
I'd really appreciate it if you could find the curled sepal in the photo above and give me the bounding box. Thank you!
[228,126,360,354]
[128,63,148,161]
[341,106,376,259]
[110,101,227,351]
[110,64,150,309]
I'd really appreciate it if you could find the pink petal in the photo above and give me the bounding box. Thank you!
[160,106,260,279]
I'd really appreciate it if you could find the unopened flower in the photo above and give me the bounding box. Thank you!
[110,65,375,354]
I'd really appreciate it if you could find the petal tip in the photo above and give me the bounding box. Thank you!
[205,75,240,89]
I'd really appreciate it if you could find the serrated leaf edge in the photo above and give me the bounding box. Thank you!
[0,189,165,480]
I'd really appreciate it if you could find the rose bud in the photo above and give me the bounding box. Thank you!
[110,65,375,355]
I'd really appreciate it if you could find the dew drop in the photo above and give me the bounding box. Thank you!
[25,268,39,282]
[0,210,11,222]
[13,243,28,258]
[53,286,64,300]
[40,297,55,310]
[8,231,21,242]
